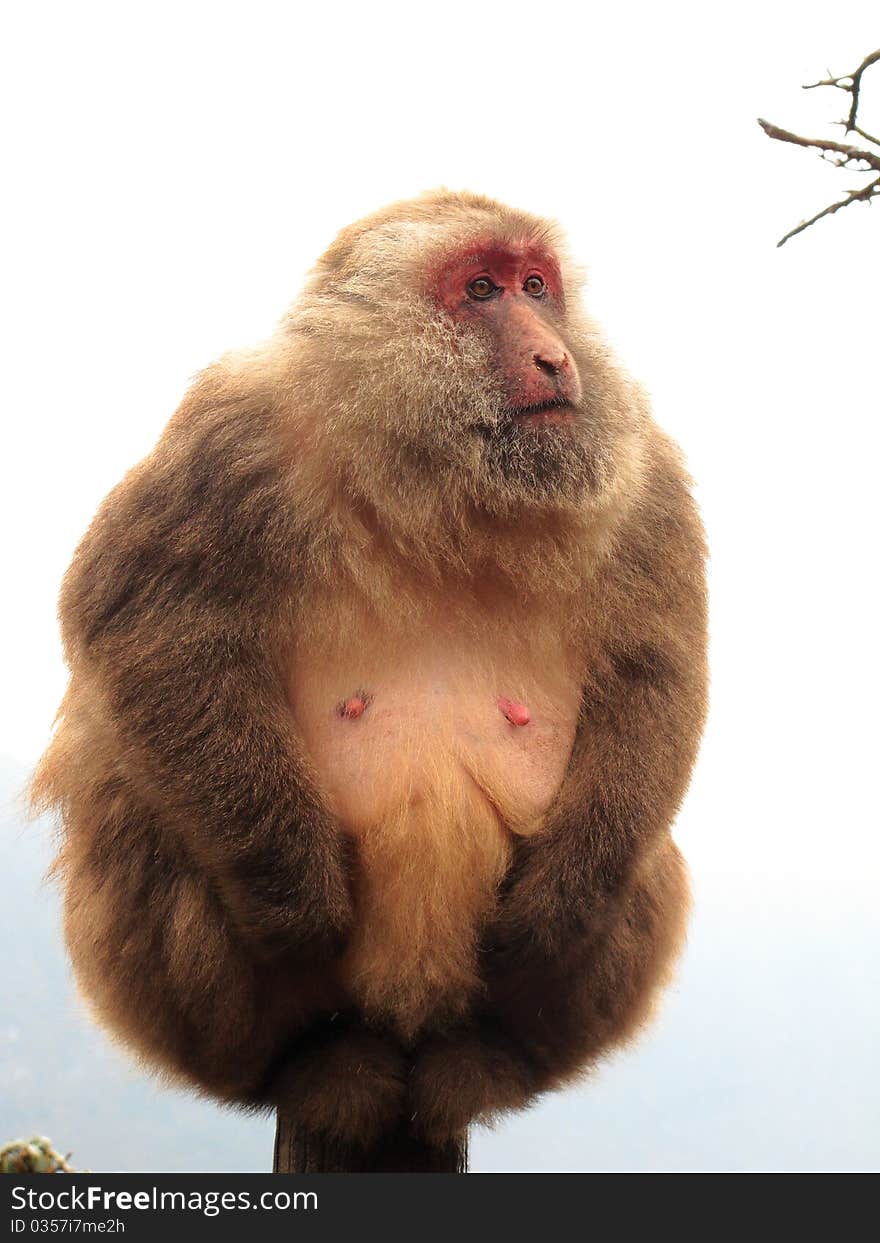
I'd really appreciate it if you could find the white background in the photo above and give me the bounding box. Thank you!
[2,1,878,1171]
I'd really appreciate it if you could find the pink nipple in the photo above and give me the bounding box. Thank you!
[498,696,530,727]
[341,696,366,720]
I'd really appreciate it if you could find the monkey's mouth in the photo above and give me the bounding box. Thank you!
[471,398,577,442]
[507,398,576,428]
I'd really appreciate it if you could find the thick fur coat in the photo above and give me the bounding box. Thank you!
[32,190,708,1149]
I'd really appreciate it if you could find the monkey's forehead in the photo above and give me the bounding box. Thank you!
[312,190,577,286]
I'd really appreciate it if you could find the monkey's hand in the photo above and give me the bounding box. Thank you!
[57,377,355,962]
[490,472,708,967]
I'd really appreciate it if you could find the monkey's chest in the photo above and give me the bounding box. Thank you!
[288,613,583,1031]
[287,629,582,837]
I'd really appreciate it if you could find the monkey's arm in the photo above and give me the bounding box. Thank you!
[494,450,708,963]
[58,370,352,959]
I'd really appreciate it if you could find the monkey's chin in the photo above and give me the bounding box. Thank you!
[473,412,598,505]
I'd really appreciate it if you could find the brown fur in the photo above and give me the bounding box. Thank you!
[31,189,708,1150]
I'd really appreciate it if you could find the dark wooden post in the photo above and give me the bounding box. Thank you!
[273,1111,468,1173]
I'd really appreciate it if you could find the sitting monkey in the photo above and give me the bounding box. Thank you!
[32,190,708,1152]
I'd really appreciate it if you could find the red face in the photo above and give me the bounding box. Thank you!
[432,240,582,426]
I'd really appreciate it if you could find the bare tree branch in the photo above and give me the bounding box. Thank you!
[756,119,880,171]
[758,49,880,245]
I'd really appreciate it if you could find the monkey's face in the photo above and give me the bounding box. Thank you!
[433,241,581,421]
[427,237,596,504]
[291,194,640,535]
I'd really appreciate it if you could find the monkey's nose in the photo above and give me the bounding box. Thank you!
[534,351,569,377]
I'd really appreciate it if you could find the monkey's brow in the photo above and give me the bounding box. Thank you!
[457,243,555,268]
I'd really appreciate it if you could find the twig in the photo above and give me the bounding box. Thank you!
[803,49,880,133]
[758,49,880,245]
[769,176,879,247]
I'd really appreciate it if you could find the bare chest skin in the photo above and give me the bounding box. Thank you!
[288,596,584,838]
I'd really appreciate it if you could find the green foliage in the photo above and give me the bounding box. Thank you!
[0,1136,77,1174]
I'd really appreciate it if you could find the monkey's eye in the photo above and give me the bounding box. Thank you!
[467,277,497,300]
[524,275,546,297]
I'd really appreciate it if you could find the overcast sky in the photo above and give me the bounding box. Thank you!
[2,1,878,1171]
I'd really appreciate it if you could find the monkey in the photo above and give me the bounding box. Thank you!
[31,189,708,1154]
